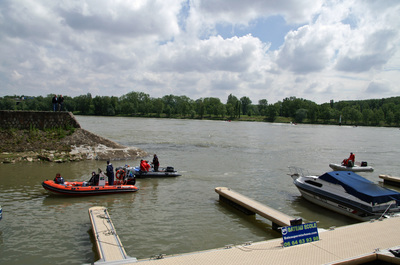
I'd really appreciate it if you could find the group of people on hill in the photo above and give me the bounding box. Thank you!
[52,95,64,112]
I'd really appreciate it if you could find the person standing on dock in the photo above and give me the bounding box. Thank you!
[106,161,114,185]
[153,154,159,172]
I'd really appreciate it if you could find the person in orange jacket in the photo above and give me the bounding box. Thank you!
[342,152,355,167]
[140,159,150,172]
[349,152,355,163]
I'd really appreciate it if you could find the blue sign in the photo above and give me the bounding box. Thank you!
[281,222,319,247]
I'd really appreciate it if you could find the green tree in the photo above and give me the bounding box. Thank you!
[137,92,150,115]
[195,99,205,119]
[266,104,278,122]
[93,96,115,116]
[295,109,308,123]
[393,106,400,126]
[258,99,268,116]
[385,110,394,126]
[372,109,384,126]
[121,92,140,115]
[307,103,319,123]
[0,97,16,110]
[153,98,164,117]
[74,93,92,114]
[226,94,239,118]
[176,96,193,117]
[204,97,223,117]
[362,109,373,125]
[240,96,252,116]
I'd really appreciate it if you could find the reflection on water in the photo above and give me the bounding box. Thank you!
[1,116,400,264]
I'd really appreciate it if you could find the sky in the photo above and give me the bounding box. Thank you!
[1,0,399,104]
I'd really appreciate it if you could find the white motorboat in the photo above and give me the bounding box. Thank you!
[289,167,400,221]
[329,162,374,172]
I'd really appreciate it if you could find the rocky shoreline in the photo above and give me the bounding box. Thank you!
[0,128,147,163]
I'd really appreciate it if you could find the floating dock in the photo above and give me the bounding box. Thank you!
[88,188,400,265]
[215,186,299,230]
[380,174,400,187]
[88,206,137,264]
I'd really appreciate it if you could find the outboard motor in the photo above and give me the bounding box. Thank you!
[127,177,136,186]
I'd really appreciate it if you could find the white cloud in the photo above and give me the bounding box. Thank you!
[193,0,322,24]
[152,34,268,73]
[275,23,343,73]
[365,79,395,95]
[0,0,399,104]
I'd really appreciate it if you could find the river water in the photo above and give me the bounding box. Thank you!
[0,116,399,264]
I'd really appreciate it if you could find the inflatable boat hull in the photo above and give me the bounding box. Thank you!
[42,180,138,196]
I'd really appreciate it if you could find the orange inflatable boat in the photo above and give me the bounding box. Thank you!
[42,172,138,196]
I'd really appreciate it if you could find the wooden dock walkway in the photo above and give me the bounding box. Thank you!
[88,206,137,264]
[87,188,400,265]
[90,213,400,265]
[215,187,297,229]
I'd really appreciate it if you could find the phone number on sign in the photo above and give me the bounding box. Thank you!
[283,236,319,247]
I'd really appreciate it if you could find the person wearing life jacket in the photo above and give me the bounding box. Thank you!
[140,160,145,171]
[54,173,64,184]
[145,160,151,171]
[349,152,355,162]
[140,159,150,172]
[342,152,355,167]
[348,152,355,167]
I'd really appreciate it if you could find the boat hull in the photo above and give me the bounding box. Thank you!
[133,171,181,178]
[129,166,181,178]
[295,185,376,221]
[42,180,138,196]
[290,170,400,221]
[329,163,374,172]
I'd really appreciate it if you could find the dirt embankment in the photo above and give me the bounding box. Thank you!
[0,128,147,163]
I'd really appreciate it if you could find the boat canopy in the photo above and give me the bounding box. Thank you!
[320,171,400,204]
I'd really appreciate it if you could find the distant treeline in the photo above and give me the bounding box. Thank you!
[1,93,400,127]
